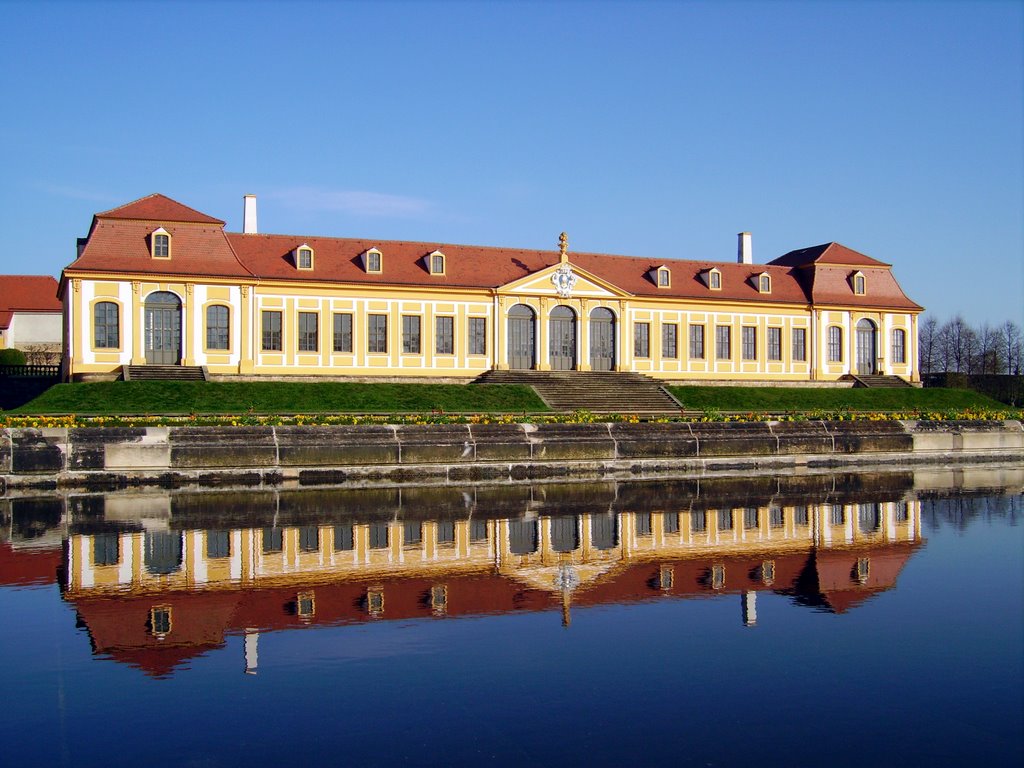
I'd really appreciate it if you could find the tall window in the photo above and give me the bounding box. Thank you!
[657,268,670,287]
[742,326,757,360]
[759,274,771,293]
[297,247,313,270]
[715,325,731,360]
[367,251,382,272]
[468,317,486,355]
[368,314,388,353]
[298,312,318,352]
[153,233,170,258]
[709,271,721,289]
[93,301,119,348]
[689,324,705,359]
[792,328,807,362]
[662,323,678,358]
[333,313,353,353]
[892,328,906,364]
[261,311,282,351]
[634,322,650,358]
[206,305,229,350]
[430,253,445,274]
[854,274,866,295]
[402,315,421,354]
[767,327,782,361]
[828,326,843,362]
[436,316,454,354]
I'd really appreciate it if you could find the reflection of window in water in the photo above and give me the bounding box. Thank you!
[659,566,674,590]
[92,533,120,566]
[793,505,809,526]
[830,505,846,526]
[894,501,909,523]
[769,507,784,528]
[760,560,775,585]
[437,521,456,546]
[690,510,707,533]
[590,513,618,550]
[663,513,679,534]
[366,589,384,616]
[297,591,315,619]
[470,519,488,542]
[145,532,183,576]
[149,606,172,637]
[430,585,447,614]
[711,564,725,590]
[263,527,283,554]
[743,508,759,530]
[369,523,389,550]
[299,526,320,552]
[206,530,230,559]
[403,521,422,547]
[509,519,538,555]
[636,513,652,536]
[334,524,354,551]
[550,516,579,553]
[858,504,881,533]
[856,557,870,583]
[717,509,733,532]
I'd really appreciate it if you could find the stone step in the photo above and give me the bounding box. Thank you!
[474,370,681,413]
[123,365,208,382]
[851,375,912,388]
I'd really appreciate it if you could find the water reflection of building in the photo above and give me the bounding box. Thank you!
[55,488,923,677]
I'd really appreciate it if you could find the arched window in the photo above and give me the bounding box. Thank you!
[151,228,171,259]
[828,326,843,362]
[93,301,120,348]
[206,305,230,350]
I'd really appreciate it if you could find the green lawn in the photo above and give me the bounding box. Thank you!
[667,385,1005,412]
[12,381,548,415]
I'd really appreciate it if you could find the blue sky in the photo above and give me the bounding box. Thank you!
[0,0,1020,325]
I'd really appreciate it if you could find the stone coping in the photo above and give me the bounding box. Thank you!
[1,420,1021,493]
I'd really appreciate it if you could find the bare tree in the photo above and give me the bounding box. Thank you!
[974,323,1002,374]
[919,316,939,375]
[1001,320,1023,375]
[940,316,974,373]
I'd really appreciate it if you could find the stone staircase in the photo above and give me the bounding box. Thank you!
[850,374,912,388]
[122,365,208,382]
[474,370,682,414]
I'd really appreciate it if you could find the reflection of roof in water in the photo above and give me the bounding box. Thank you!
[68,542,919,678]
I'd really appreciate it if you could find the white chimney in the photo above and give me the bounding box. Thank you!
[243,194,258,234]
[738,232,752,264]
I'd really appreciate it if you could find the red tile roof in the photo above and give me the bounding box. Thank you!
[66,195,922,312]
[769,242,891,268]
[66,219,252,280]
[0,275,61,330]
[95,193,225,225]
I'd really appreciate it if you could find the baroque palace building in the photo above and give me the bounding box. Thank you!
[59,193,922,382]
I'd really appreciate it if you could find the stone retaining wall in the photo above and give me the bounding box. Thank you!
[1,420,1021,493]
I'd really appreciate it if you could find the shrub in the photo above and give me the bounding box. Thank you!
[0,348,27,365]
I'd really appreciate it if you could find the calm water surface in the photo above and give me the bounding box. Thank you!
[1,471,1021,767]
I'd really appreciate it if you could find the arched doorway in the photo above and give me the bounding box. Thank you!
[589,307,615,371]
[145,291,182,365]
[507,304,536,370]
[856,319,877,375]
[549,305,577,371]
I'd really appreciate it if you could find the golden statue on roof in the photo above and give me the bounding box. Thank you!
[559,231,568,263]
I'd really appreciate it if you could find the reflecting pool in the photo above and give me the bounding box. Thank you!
[1,467,1022,767]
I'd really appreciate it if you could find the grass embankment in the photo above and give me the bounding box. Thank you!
[10,381,547,416]
[667,385,1004,413]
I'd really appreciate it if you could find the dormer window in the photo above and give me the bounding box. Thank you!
[151,228,171,259]
[428,250,446,275]
[656,266,671,288]
[704,268,722,290]
[295,244,314,271]
[758,273,771,294]
[852,271,866,295]
[364,248,383,273]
